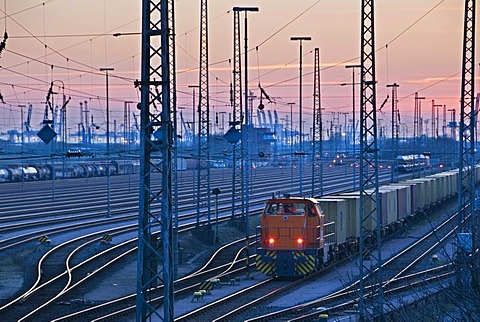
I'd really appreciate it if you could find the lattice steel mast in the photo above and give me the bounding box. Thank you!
[311,47,323,197]
[458,0,476,234]
[414,92,421,145]
[168,0,179,276]
[358,0,383,319]
[230,9,244,222]
[137,0,174,320]
[387,83,399,183]
[196,0,212,229]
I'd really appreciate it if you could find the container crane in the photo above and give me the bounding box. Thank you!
[180,111,191,141]
[256,109,262,127]
[260,110,267,128]
[24,104,32,132]
[267,110,273,130]
[23,104,33,142]
[132,112,140,144]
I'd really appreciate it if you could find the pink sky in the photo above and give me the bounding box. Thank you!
[0,0,476,137]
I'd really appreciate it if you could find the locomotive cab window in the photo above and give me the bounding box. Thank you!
[265,202,305,215]
[307,204,317,217]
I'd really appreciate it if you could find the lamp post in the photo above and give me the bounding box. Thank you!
[387,83,400,182]
[100,67,114,218]
[19,105,26,189]
[233,6,258,277]
[287,102,295,186]
[188,85,199,204]
[291,36,311,197]
[344,64,361,191]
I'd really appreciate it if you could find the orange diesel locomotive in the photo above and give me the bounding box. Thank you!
[256,197,335,277]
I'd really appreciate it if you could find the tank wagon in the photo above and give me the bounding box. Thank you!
[256,167,478,278]
[0,166,50,181]
[0,161,118,183]
[0,167,11,182]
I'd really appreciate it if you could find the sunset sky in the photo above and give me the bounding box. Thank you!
[0,0,476,138]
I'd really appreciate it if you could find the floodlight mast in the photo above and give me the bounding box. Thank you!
[345,64,361,191]
[99,67,114,219]
[290,36,311,197]
[233,5,259,277]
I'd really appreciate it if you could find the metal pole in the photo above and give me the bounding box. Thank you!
[233,6,258,278]
[212,187,221,243]
[215,194,218,242]
[100,67,114,218]
[244,9,250,277]
[188,85,199,204]
[387,83,399,183]
[288,102,295,187]
[20,105,25,190]
[51,93,56,200]
[345,64,361,191]
[291,36,311,196]
[299,41,304,196]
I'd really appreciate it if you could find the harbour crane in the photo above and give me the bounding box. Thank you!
[267,110,273,131]
[180,111,191,141]
[24,104,32,132]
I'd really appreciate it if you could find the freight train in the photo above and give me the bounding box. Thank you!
[256,167,477,277]
[0,161,119,183]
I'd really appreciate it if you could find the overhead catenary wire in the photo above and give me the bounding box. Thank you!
[0,3,140,77]
[0,0,461,123]
[256,0,450,98]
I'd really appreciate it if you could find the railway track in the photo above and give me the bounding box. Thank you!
[0,166,393,265]
[0,165,417,320]
[0,166,397,247]
[284,267,455,322]
[0,225,137,321]
[50,237,254,321]
[235,200,463,321]
[56,196,455,322]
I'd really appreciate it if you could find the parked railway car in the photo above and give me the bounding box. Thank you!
[396,154,430,173]
[256,197,336,277]
[34,165,52,180]
[22,166,41,180]
[0,161,119,183]
[9,167,23,181]
[256,167,474,278]
[0,167,11,182]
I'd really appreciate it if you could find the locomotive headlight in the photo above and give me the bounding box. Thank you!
[297,237,304,247]
[268,237,275,248]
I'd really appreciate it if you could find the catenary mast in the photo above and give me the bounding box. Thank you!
[137,0,175,320]
[358,0,383,320]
